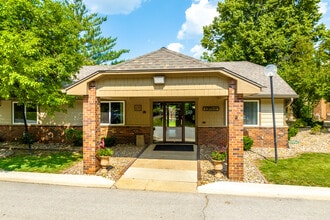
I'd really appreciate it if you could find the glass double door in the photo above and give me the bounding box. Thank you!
[153,102,195,143]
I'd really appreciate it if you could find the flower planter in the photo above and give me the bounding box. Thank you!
[212,159,225,178]
[99,156,110,174]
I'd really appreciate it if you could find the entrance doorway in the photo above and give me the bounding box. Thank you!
[153,102,195,143]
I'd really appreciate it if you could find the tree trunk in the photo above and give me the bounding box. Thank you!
[22,105,32,154]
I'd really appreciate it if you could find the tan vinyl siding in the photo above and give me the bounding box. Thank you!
[0,100,12,125]
[125,98,150,126]
[197,97,226,127]
[39,100,83,126]
[260,99,285,127]
[96,74,229,97]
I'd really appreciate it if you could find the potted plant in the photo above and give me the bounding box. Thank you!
[210,149,226,177]
[97,148,114,174]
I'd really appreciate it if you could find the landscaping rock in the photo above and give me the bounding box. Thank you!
[0,149,14,159]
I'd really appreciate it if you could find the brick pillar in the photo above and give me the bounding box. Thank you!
[227,80,244,181]
[83,81,100,174]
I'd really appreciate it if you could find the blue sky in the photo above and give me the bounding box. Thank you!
[83,0,330,60]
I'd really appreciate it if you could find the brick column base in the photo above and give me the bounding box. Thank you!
[227,80,244,181]
[83,81,100,174]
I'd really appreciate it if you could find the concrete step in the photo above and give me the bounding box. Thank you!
[131,159,196,170]
[115,178,197,193]
[122,167,197,182]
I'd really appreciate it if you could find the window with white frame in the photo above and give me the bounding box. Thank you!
[13,102,38,124]
[101,101,125,125]
[244,100,259,125]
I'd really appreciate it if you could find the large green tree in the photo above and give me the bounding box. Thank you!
[67,0,129,64]
[0,0,83,111]
[201,0,329,119]
[0,0,84,150]
[0,0,128,150]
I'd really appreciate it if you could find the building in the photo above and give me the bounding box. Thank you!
[0,48,298,180]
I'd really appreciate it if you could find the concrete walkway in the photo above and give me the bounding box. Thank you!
[114,144,198,193]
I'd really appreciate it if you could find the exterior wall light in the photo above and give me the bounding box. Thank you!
[153,76,165,84]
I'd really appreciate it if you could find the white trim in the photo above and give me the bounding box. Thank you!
[243,100,259,126]
[225,99,228,126]
[12,102,38,125]
[100,101,125,126]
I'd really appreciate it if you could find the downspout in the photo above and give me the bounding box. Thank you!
[286,98,294,121]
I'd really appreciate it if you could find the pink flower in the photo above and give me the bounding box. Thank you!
[100,138,105,148]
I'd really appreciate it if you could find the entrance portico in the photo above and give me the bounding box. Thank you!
[66,48,263,181]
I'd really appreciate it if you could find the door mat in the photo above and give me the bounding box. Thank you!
[153,144,194,151]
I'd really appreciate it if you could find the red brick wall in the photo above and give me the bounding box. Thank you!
[82,81,100,174]
[100,126,151,145]
[0,126,289,152]
[197,127,228,147]
[244,127,288,148]
[197,127,288,149]
[0,124,152,147]
[227,80,244,181]
[0,125,82,143]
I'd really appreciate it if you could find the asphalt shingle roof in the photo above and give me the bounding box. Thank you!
[108,47,211,70]
[74,65,111,82]
[73,48,297,98]
[209,61,298,97]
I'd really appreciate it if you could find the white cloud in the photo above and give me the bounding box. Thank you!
[167,43,184,53]
[83,0,147,15]
[319,1,328,14]
[190,44,206,59]
[177,0,218,39]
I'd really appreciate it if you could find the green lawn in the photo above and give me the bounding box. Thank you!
[0,151,82,173]
[257,153,330,187]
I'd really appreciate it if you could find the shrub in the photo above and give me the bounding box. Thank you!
[288,126,298,140]
[310,120,323,128]
[292,118,308,128]
[64,128,83,146]
[19,132,36,144]
[243,136,253,151]
[0,135,4,142]
[104,136,116,148]
[97,148,114,157]
[211,151,226,161]
[310,124,322,134]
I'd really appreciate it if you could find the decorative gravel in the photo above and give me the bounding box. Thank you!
[1,129,329,184]
[0,149,14,158]
[243,129,330,184]
[61,144,145,181]
[199,129,330,185]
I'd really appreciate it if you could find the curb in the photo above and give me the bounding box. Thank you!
[198,181,330,201]
[1,171,330,201]
[0,171,115,188]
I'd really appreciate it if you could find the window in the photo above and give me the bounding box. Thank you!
[101,101,125,125]
[13,102,38,124]
[244,101,259,125]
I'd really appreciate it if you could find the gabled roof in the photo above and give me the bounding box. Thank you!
[67,48,298,98]
[108,47,211,70]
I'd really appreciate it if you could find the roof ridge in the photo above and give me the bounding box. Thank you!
[212,60,264,67]
[108,49,164,69]
[158,47,211,66]
[109,47,211,70]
